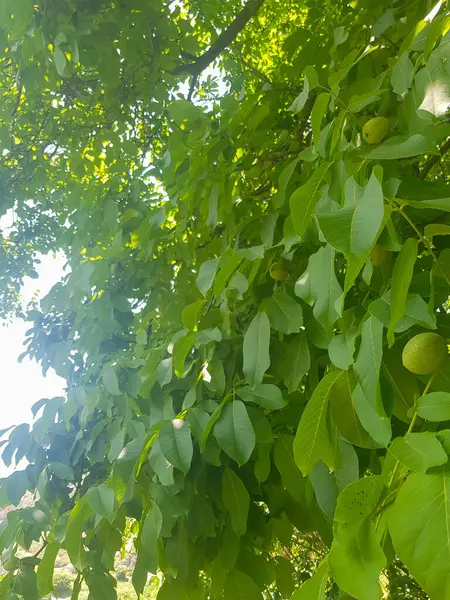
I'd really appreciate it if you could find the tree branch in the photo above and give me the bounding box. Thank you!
[175,0,266,77]
[420,137,450,179]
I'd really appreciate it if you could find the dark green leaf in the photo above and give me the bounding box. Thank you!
[222,469,250,537]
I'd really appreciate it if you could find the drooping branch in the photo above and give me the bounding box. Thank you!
[175,0,266,77]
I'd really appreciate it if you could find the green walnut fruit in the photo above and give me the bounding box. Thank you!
[371,245,392,266]
[362,116,390,144]
[402,332,448,375]
[270,262,289,281]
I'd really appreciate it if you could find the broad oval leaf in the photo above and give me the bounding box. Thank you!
[224,570,262,600]
[214,400,255,466]
[159,419,193,473]
[389,432,447,473]
[86,484,117,522]
[364,133,437,159]
[390,472,450,599]
[237,384,286,410]
[263,290,303,335]
[417,391,450,422]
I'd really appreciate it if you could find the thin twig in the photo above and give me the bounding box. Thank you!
[420,137,450,179]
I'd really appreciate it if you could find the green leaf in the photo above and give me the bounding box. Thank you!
[290,162,331,237]
[65,498,92,571]
[275,557,296,598]
[310,438,359,519]
[391,52,414,96]
[243,312,271,388]
[213,250,243,297]
[353,316,391,446]
[330,370,376,448]
[86,485,117,522]
[317,169,384,257]
[197,258,219,296]
[172,333,194,378]
[389,432,447,473]
[37,542,60,596]
[281,332,310,393]
[417,391,450,421]
[274,434,306,504]
[295,244,342,333]
[369,292,436,333]
[0,573,13,599]
[263,290,303,334]
[102,363,121,396]
[350,169,385,256]
[291,559,329,599]
[222,469,250,536]
[424,223,450,238]
[50,462,74,480]
[159,419,193,473]
[182,300,206,331]
[328,332,355,370]
[140,502,162,574]
[276,157,300,206]
[237,384,286,410]
[224,570,262,600]
[364,134,437,159]
[387,238,418,346]
[214,400,255,466]
[382,346,418,423]
[334,475,384,525]
[311,93,330,148]
[53,47,67,76]
[390,471,450,599]
[294,370,341,475]
[139,347,166,399]
[148,438,174,486]
[112,437,144,503]
[329,519,385,600]
[254,443,271,483]
[288,66,317,113]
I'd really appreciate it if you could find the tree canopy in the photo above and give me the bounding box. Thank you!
[0,0,450,598]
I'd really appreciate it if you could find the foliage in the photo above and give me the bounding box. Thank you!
[0,0,449,599]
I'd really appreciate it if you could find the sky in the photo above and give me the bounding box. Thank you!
[0,253,66,475]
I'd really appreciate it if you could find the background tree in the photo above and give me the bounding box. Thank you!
[0,0,449,598]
